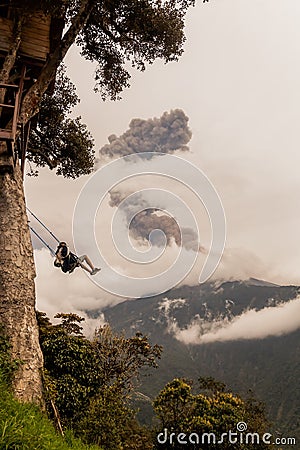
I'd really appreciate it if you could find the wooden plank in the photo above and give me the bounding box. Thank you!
[20,50,47,60]
[22,38,49,51]
[0,17,12,32]
[21,41,49,53]
[28,22,50,32]
[0,18,12,53]
[0,19,11,28]
[26,18,51,32]
[0,24,11,32]
[0,130,14,140]
[0,36,10,44]
[0,13,50,62]
[30,15,51,26]
[20,13,50,60]
[23,25,49,37]
[0,42,10,52]
[0,84,18,88]
[20,43,48,60]
[22,31,49,45]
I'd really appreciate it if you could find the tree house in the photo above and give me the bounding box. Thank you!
[0,12,51,63]
[0,1,63,174]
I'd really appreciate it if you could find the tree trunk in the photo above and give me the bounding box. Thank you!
[0,154,44,404]
[0,0,95,405]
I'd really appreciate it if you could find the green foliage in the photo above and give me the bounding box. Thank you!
[37,312,101,425]
[198,376,226,394]
[15,1,195,101]
[0,382,102,449]
[37,312,162,447]
[27,66,95,178]
[153,377,273,450]
[78,0,195,100]
[103,282,300,445]
[0,325,99,449]
[93,324,162,391]
[78,385,153,450]
[54,312,86,335]
[153,378,193,433]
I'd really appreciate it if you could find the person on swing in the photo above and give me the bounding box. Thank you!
[54,242,101,275]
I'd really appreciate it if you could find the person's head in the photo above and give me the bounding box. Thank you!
[57,242,69,258]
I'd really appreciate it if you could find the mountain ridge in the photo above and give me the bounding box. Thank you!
[100,279,300,443]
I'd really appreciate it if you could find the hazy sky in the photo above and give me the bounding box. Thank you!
[24,0,300,319]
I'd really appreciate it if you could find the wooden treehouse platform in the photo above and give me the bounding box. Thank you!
[0,13,51,63]
[0,4,63,175]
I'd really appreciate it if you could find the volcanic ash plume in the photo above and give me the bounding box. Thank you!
[109,189,204,253]
[98,109,192,160]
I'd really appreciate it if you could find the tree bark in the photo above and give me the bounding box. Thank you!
[0,154,44,404]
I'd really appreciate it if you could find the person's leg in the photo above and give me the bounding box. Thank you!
[78,261,93,274]
[78,254,94,269]
[78,255,101,275]
[83,255,94,270]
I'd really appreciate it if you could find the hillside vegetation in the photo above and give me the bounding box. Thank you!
[0,309,279,449]
[0,328,101,450]
[103,280,300,446]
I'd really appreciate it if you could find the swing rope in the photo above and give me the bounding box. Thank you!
[26,208,80,263]
[27,207,61,256]
[28,225,56,257]
[26,207,60,243]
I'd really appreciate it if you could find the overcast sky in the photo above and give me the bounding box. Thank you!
[24,0,300,319]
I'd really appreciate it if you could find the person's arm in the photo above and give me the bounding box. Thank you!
[54,247,64,266]
[54,258,61,267]
[55,248,63,262]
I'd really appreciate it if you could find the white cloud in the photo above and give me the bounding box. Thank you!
[172,297,300,345]
[34,249,119,335]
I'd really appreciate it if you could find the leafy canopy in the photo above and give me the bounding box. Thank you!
[77,0,195,100]
[37,312,162,448]
[18,0,195,102]
[153,377,273,450]
[27,66,94,178]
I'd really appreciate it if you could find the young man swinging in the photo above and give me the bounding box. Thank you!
[54,242,101,275]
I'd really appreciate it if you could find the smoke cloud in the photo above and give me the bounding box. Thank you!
[109,189,204,252]
[96,109,206,253]
[171,297,300,345]
[97,109,192,161]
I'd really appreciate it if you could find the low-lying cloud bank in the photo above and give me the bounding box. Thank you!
[172,297,300,344]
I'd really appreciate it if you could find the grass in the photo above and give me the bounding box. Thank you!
[0,378,102,450]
